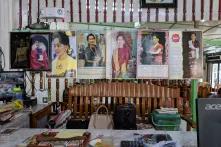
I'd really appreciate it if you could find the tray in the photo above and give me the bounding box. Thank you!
[22,131,91,147]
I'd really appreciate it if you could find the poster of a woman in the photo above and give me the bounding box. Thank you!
[47,31,77,77]
[112,33,131,78]
[30,34,50,70]
[137,30,169,79]
[182,31,203,78]
[139,32,167,65]
[106,31,136,79]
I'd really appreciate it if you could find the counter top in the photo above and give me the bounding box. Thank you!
[0,128,197,147]
[0,112,30,129]
[30,103,52,114]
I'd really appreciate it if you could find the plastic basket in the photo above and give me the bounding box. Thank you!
[151,114,180,131]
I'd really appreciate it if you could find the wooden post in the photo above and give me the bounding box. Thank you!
[48,78,51,102]
[183,80,190,115]
[73,78,76,86]
[40,71,43,89]
[56,78,59,102]
[63,79,68,103]
[65,79,68,88]
[31,72,35,96]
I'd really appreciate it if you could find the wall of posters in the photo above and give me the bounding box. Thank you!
[168,31,183,79]
[10,29,203,80]
[77,31,106,79]
[137,30,169,79]
[47,31,77,78]
[106,31,137,79]
[182,31,203,78]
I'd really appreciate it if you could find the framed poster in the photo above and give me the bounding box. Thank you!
[47,31,77,78]
[30,33,50,71]
[182,31,203,79]
[106,30,137,79]
[77,31,106,79]
[140,0,177,8]
[137,30,169,79]
[10,32,30,69]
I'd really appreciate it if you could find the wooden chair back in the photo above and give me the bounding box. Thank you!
[68,81,183,120]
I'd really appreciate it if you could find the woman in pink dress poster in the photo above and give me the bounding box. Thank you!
[112,33,131,78]
[30,34,49,70]
[139,32,167,65]
[149,34,164,65]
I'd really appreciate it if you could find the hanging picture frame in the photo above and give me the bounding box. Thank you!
[29,33,51,71]
[140,0,177,8]
[10,32,30,69]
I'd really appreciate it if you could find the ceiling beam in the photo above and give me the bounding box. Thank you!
[169,22,177,29]
[203,23,221,33]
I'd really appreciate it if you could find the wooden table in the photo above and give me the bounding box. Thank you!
[29,103,53,128]
[0,128,197,147]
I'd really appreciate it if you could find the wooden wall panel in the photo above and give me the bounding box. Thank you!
[132,0,139,22]
[10,0,221,29]
[203,0,210,21]
[177,0,184,22]
[212,0,219,21]
[89,0,96,23]
[186,0,193,21]
[158,8,166,22]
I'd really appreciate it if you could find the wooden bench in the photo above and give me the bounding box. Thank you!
[68,81,184,121]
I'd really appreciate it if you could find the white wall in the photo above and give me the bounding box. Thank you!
[0,0,13,71]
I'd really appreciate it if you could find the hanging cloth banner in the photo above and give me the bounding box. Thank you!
[168,31,183,79]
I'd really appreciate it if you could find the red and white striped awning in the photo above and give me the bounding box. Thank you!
[16,0,221,29]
